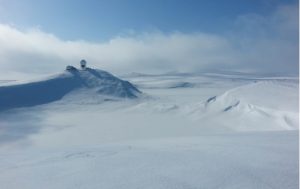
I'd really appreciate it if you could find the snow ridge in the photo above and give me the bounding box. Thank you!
[0,68,141,111]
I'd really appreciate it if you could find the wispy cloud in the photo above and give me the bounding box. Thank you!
[0,4,298,79]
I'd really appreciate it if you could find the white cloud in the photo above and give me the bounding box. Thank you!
[229,4,299,74]
[0,4,298,79]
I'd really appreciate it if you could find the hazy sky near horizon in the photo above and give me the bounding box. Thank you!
[0,0,298,79]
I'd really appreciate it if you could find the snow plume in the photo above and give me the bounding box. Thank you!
[0,4,298,79]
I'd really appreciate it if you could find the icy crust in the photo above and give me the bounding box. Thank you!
[0,68,141,111]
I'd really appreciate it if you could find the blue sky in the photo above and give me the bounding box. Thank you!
[0,0,298,78]
[0,0,297,41]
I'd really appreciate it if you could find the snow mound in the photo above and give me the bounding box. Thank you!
[0,68,141,111]
[193,81,299,131]
[205,81,298,112]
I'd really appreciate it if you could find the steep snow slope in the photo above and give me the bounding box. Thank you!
[0,68,140,111]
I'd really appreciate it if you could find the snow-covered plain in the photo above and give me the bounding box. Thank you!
[0,69,298,189]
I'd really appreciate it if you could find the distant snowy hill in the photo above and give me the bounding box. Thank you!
[0,67,141,111]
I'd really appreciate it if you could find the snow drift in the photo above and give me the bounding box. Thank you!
[0,68,141,111]
[193,80,299,131]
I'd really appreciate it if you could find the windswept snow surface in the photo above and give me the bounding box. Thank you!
[0,132,298,189]
[189,80,299,131]
[0,71,298,189]
[0,68,140,111]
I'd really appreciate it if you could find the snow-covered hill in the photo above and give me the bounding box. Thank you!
[0,67,141,111]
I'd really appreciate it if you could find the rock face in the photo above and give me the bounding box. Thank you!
[0,68,141,111]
